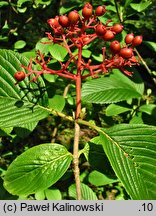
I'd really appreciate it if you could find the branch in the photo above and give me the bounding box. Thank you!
[114,0,123,22]
[73,121,81,200]
[49,109,101,132]
[134,48,153,76]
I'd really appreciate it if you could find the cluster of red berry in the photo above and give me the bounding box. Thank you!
[14,3,142,82]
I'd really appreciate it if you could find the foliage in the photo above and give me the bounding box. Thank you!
[0,0,156,200]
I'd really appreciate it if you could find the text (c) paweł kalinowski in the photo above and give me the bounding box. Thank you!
[20,202,104,212]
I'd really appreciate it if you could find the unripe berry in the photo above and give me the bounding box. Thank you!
[14,71,25,81]
[111,24,123,34]
[110,40,121,53]
[120,48,133,59]
[125,33,134,44]
[82,36,90,44]
[132,35,143,46]
[47,18,60,28]
[95,24,106,36]
[95,5,106,16]
[59,15,69,27]
[103,30,115,41]
[55,16,59,22]
[68,10,79,24]
[82,3,93,19]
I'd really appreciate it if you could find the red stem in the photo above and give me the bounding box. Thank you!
[75,46,82,119]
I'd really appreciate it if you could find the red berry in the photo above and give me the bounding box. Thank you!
[95,24,106,36]
[14,71,25,82]
[47,18,60,28]
[111,24,123,34]
[132,35,143,46]
[82,3,93,19]
[120,48,133,59]
[125,33,134,44]
[110,40,121,53]
[95,5,106,16]
[68,10,79,24]
[103,30,115,41]
[59,15,69,27]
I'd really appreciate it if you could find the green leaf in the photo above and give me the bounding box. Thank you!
[45,188,62,200]
[129,112,143,124]
[0,127,13,136]
[111,69,144,95]
[67,95,75,105]
[4,144,72,196]
[49,44,68,62]
[14,122,38,138]
[22,50,36,59]
[130,2,152,12]
[69,183,97,200]
[0,178,17,200]
[17,0,31,7]
[14,40,26,49]
[139,104,156,115]
[17,7,27,13]
[92,54,103,62]
[106,103,131,116]
[103,5,116,13]
[49,95,65,112]
[60,5,75,14]
[35,190,45,200]
[0,1,9,8]
[88,170,118,186]
[144,41,156,52]
[35,37,53,54]
[82,143,90,161]
[0,97,48,128]
[124,0,133,8]
[82,49,91,58]
[0,49,49,127]
[82,69,142,104]
[129,68,144,95]
[100,124,156,199]
[87,137,116,176]
[43,74,58,83]
[33,0,51,7]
